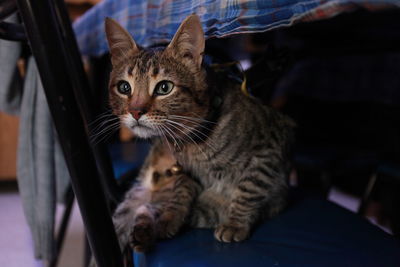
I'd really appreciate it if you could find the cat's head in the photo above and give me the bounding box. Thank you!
[105,15,211,140]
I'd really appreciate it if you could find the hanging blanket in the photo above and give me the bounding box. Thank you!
[73,0,400,57]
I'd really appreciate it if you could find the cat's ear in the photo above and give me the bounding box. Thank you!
[105,18,139,66]
[167,14,205,68]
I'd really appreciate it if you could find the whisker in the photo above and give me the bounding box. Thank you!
[166,119,217,151]
[89,117,119,136]
[169,114,217,125]
[88,111,115,126]
[90,121,121,144]
[155,124,173,153]
[160,124,183,152]
[164,122,209,158]
[168,116,215,132]
[161,124,182,152]
[92,125,120,145]
[90,120,120,139]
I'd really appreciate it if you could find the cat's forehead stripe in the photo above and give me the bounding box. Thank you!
[132,51,157,76]
[152,67,159,77]
[128,66,134,76]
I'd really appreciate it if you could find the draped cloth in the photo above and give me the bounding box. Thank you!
[16,58,70,260]
[73,0,400,57]
[0,14,69,261]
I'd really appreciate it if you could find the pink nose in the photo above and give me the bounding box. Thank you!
[130,109,146,120]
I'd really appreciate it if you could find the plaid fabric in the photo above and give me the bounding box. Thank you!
[73,0,400,57]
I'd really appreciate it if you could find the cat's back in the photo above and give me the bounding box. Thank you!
[221,86,295,142]
[182,87,294,186]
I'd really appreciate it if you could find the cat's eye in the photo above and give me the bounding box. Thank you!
[117,80,131,95]
[154,81,174,96]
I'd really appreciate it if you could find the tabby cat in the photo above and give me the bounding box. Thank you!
[105,14,295,253]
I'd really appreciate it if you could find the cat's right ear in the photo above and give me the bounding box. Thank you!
[105,18,139,66]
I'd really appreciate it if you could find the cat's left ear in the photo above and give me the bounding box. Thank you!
[167,14,205,68]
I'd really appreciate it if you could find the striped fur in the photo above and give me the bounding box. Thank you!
[105,15,295,253]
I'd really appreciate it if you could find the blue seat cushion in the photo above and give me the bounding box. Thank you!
[134,194,400,267]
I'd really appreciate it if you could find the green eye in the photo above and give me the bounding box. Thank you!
[117,80,131,95]
[154,81,174,96]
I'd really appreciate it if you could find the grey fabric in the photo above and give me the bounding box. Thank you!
[0,15,71,263]
[16,58,70,260]
[0,14,22,115]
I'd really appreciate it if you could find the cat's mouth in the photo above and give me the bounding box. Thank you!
[120,114,157,138]
[130,124,157,139]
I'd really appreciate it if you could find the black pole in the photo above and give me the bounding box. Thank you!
[51,0,123,207]
[16,0,123,266]
[50,188,74,267]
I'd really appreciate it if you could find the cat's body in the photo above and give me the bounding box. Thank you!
[104,14,295,253]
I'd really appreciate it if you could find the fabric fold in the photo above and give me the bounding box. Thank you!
[17,58,70,261]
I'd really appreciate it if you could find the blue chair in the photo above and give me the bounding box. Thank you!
[134,195,399,267]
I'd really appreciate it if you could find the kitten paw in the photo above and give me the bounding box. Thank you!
[214,224,249,243]
[157,212,182,239]
[129,222,155,252]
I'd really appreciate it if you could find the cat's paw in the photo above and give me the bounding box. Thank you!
[214,224,250,243]
[129,222,155,252]
[157,211,182,239]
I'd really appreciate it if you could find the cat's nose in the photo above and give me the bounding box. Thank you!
[130,108,147,120]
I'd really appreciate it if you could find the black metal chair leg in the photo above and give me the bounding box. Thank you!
[84,236,92,267]
[15,0,123,266]
[49,187,75,267]
[358,173,377,215]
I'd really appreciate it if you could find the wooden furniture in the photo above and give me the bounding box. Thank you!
[0,112,18,181]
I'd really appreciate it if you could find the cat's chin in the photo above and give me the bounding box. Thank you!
[131,125,158,139]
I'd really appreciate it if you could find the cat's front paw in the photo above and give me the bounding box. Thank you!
[130,222,155,252]
[157,211,182,239]
[214,223,250,243]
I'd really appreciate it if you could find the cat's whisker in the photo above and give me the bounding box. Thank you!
[165,119,217,152]
[168,116,215,132]
[186,112,218,124]
[169,114,217,125]
[89,114,117,128]
[93,125,120,145]
[167,117,219,149]
[89,112,118,130]
[158,124,178,152]
[88,110,115,126]
[90,125,119,145]
[165,125,185,149]
[160,124,183,152]
[91,124,121,145]
[90,119,120,139]
[155,124,173,153]
[90,120,121,145]
[89,117,119,136]
[164,122,209,159]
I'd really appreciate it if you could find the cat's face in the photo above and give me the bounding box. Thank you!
[105,15,210,140]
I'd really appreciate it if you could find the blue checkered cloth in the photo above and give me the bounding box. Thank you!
[73,0,400,57]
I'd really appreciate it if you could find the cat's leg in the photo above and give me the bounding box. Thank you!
[153,172,202,239]
[112,141,174,251]
[112,186,155,252]
[113,141,201,251]
[128,204,156,252]
[190,190,228,228]
[214,170,287,243]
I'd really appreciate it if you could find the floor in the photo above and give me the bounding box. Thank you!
[0,183,84,267]
[0,182,391,267]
